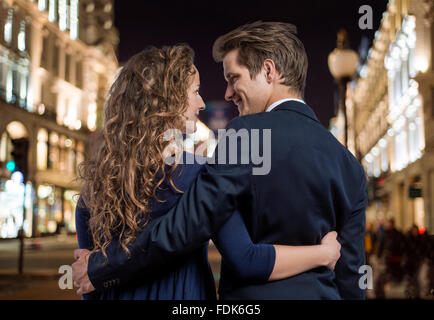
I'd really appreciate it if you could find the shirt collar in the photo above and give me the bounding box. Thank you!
[266,98,305,112]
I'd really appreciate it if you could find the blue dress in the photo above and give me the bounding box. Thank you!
[75,153,275,300]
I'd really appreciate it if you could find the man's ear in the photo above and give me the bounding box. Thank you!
[263,59,278,83]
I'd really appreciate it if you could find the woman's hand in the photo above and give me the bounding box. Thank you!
[320,231,342,270]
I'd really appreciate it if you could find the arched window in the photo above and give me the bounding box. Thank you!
[17,20,26,52]
[4,8,13,44]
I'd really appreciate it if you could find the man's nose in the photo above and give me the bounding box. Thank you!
[225,85,234,102]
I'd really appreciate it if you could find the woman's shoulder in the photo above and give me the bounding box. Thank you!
[168,152,206,187]
[168,151,205,174]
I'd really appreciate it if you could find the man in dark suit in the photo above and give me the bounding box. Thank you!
[73,21,367,299]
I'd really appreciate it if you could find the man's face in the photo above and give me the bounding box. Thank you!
[223,50,270,116]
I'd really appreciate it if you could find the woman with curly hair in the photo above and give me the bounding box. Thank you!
[75,44,341,300]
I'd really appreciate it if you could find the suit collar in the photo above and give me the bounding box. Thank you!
[270,100,320,123]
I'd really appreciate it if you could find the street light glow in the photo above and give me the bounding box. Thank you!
[6,160,15,172]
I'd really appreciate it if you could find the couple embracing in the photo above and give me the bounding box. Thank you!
[72,21,367,300]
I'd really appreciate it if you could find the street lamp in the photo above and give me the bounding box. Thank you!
[328,29,359,148]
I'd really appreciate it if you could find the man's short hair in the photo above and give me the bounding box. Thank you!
[212,21,308,97]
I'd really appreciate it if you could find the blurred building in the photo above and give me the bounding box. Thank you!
[343,0,434,233]
[0,0,118,238]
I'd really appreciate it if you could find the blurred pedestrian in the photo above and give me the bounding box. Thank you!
[403,225,424,298]
[364,221,377,266]
[424,231,434,298]
[375,218,406,298]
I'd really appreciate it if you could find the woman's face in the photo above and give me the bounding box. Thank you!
[183,66,205,133]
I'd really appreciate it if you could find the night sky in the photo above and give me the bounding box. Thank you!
[113,0,389,128]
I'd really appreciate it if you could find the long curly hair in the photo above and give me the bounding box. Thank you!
[78,45,196,260]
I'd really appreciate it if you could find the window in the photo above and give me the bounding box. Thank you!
[48,0,57,22]
[87,102,97,131]
[65,53,71,82]
[48,132,59,170]
[75,60,82,88]
[37,129,48,170]
[76,141,84,174]
[41,36,49,69]
[58,0,68,31]
[4,9,13,44]
[65,138,75,175]
[53,44,59,75]
[18,70,28,108]
[38,0,47,11]
[0,55,6,94]
[70,0,79,40]
[59,135,67,172]
[18,20,26,52]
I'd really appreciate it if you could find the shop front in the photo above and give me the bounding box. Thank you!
[0,177,33,238]
[36,184,79,235]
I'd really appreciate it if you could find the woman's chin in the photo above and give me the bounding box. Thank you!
[185,126,197,135]
[181,119,197,134]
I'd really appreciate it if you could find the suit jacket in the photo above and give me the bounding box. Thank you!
[87,100,368,300]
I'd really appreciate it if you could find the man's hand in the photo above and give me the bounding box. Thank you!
[72,249,96,295]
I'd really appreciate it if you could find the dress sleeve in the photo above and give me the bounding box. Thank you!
[212,210,275,282]
[75,196,101,300]
[75,196,93,250]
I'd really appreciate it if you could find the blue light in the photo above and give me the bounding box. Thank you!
[6,160,15,172]
[11,171,24,184]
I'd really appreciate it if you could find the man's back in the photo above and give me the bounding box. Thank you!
[219,100,367,300]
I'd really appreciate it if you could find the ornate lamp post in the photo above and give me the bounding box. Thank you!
[328,29,359,148]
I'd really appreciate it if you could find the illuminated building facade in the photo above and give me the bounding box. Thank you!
[344,0,434,233]
[0,0,118,238]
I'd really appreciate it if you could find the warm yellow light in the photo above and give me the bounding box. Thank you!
[415,58,429,73]
[6,121,28,140]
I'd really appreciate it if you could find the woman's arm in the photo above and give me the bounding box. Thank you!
[270,230,340,281]
[211,211,274,282]
[212,210,341,282]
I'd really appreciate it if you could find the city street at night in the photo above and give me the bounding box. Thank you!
[0,235,79,299]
